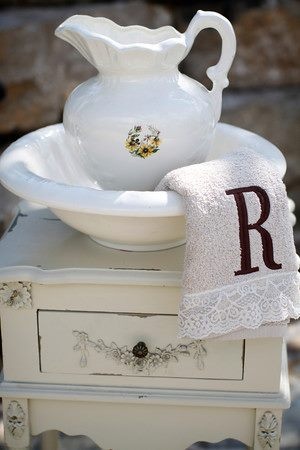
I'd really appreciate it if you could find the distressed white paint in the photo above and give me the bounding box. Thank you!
[0,205,290,449]
[39,310,243,379]
[0,278,284,391]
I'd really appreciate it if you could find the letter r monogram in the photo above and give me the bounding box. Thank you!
[225,186,282,276]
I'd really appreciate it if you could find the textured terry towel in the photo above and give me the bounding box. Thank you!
[157,150,300,339]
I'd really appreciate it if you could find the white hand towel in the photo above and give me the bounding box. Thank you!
[156,149,300,339]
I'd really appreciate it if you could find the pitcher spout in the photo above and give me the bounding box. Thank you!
[55,15,187,74]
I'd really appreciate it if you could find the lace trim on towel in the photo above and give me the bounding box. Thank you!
[179,271,300,339]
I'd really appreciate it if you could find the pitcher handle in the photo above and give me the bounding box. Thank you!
[184,10,236,122]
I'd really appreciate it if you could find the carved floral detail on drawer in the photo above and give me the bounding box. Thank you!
[257,411,279,448]
[73,330,207,374]
[6,400,26,438]
[0,282,32,309]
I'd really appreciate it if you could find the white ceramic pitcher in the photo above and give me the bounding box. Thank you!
[56,10,236,190]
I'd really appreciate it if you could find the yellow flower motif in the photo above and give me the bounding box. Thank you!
[147,137,161,149]
[136,144,155,159]
[125,125,161,159]
[125,138,138,153]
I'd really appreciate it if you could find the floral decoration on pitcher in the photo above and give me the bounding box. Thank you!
[125,125,161,159]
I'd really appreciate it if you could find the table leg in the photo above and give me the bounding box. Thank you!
[41,430,59,450]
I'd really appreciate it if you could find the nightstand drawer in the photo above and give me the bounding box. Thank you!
[38,310,244,380]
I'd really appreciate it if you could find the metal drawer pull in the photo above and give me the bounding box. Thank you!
[73,330,207,374]
[132,341,149,359]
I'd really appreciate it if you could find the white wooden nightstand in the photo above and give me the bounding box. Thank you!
[0,203,290,450]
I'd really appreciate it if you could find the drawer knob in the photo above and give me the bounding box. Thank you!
[132,341,149,358]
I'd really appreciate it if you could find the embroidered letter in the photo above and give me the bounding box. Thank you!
[226,186,282,275]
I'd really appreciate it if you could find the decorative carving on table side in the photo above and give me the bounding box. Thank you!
[73,330,207,374]
[6,400,26,439]
[0,281,32,309]
[257,411,279,448]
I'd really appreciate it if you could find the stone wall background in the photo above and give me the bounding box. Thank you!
[0,0,299,243]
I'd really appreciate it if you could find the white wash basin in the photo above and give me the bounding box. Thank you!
[0,123,286,251]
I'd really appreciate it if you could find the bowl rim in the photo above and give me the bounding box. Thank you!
[0,122,286,217]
